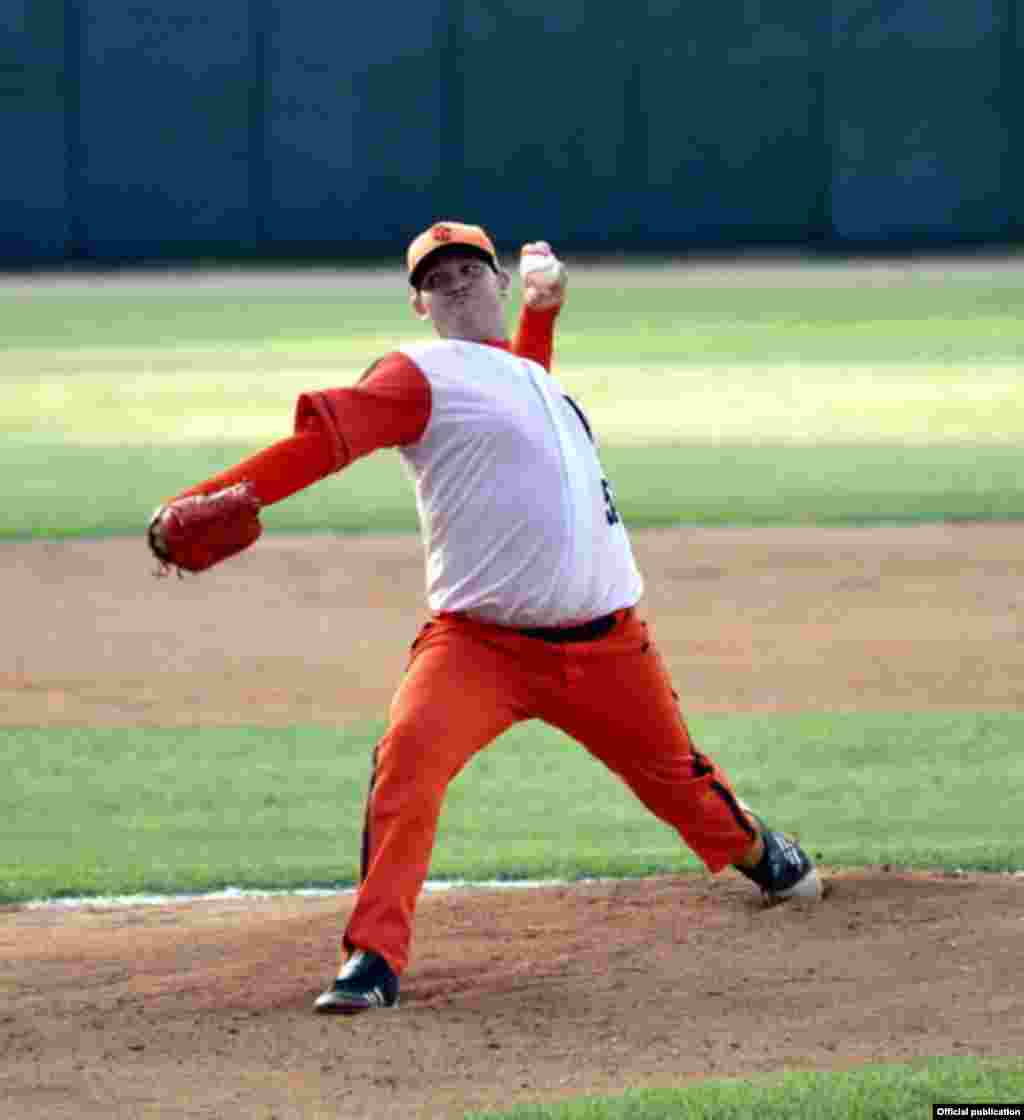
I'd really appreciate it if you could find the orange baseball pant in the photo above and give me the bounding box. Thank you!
[343,609,757,975]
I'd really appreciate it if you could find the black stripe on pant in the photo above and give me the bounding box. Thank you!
[359,744,380,883]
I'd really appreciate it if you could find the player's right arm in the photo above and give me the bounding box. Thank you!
[511,241,566,372]
[512,304,560,372]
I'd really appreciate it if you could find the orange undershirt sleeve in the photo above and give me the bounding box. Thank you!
[174,429,338,505]
[295,352,430,465]
[173,353,431,507]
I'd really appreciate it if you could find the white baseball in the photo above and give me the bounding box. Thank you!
[520,252,564,283]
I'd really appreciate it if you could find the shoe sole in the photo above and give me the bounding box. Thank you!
[313,994,399,1015]
[766,865,824,903]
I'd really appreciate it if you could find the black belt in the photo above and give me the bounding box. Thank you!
[519,610,623,644]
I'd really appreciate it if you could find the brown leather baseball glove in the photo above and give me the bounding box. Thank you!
[148,482,262,576]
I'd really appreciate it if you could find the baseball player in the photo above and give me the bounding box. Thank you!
[149,222,822,1016]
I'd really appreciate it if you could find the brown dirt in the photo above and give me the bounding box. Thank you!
[3,524,1024,1118]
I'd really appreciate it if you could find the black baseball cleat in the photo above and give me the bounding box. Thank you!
[313,949,399,1014]
[735,820,823,902]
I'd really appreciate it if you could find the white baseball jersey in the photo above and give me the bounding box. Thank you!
[399,339,643,627]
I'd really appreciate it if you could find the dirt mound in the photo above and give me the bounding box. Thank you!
[3,871,1023,1119]
[4,524,1023,1117]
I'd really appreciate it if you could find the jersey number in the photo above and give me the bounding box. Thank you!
[601,478,621,526]
[564,394,620,526]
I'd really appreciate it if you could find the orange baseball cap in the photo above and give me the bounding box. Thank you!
[406,221,499,288]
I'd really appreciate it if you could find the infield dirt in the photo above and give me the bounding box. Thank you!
[3,524,1023,1118]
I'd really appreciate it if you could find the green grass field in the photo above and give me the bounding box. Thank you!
[2,259,1024,537]
[6,438,1023,537]
[3,259,1023,1119]
[468,1059,1024,1119]
[4,712,1024,903]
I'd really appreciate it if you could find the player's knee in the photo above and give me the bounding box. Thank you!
[371,722,449,815]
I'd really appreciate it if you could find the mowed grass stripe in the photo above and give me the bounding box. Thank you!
[3,713,1022,903]
[2,439,1022,538]
[3,259,1024,357]
[4,261,1024,447]
[7,360,1024,446]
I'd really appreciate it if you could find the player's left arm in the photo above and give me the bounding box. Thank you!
[164,354,428,508]
[511,240,567,372]
[148,354,430,574]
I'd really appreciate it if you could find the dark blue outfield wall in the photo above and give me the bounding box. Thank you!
[2,1,1022,265]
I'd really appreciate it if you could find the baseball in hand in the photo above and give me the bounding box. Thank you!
[520,252,564,284]
[519,242,567,309]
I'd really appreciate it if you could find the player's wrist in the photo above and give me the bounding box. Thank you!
[520,302,562,323]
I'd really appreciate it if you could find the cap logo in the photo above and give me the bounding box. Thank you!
[432,224,453,242]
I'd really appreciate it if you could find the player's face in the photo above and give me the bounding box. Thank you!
[411,251,509,340]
